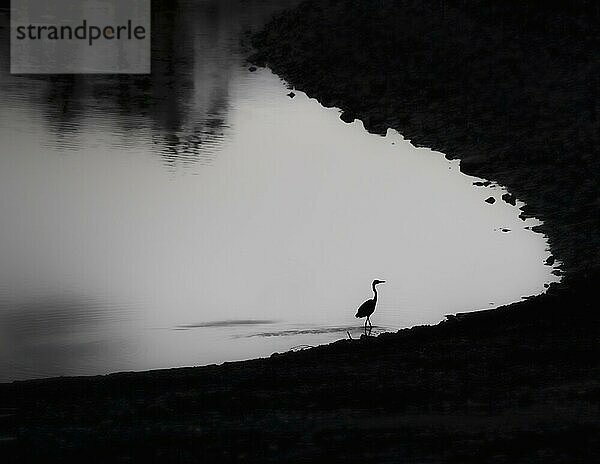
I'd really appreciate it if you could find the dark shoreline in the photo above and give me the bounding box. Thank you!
[1,273,598,462]
[249,0,600,280]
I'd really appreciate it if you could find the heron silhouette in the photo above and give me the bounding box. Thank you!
[355,279,385,334]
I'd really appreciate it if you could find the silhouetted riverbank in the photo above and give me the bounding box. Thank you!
[250,0,600,280]
[1,272,598,462]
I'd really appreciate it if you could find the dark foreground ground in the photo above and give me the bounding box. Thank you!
[2,1,599,462]
[1,273,598,463]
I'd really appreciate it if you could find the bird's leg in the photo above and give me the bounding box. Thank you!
[367,316,373,336]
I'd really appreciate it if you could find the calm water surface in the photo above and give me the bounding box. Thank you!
[0,1,559,381]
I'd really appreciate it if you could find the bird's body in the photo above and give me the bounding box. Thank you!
[355,279,385,333]
[355,298,376,319]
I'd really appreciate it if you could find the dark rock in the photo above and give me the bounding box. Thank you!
[248,66,257,72]
[340,111,356,123]
[473,181,492,187]
[485,196,496,204]
[502,193,517,206]
[287,91,295,98]
[546,255,556,266]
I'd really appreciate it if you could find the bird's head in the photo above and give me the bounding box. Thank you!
[372,279,386,286]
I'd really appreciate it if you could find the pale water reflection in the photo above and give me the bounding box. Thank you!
[0,1,558,381]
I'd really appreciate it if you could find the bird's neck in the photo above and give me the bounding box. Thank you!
[372,286,378,302]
